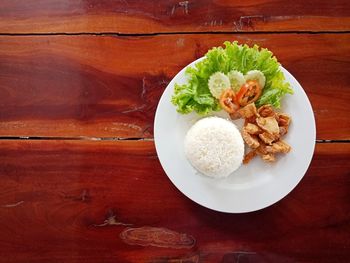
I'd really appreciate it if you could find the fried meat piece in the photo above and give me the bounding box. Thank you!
[266,140,291,154]
[261,154,276,162]
[256,116,280,136]
[257,104,275,117]
[256,144,268,155]
[245,123,261,135]
[238,103,257,119]
[259,132,278,145]
[242,128,260,149]
[243,150,257,164]
[279,126,288,136]
[277,113,291,127]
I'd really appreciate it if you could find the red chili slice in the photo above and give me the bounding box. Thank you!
[236,80,262,106]
[219,89,240,113]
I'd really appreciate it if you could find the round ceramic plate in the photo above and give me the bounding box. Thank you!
[154,57,316,213]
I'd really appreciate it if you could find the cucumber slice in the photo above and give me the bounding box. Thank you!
[208,72,231,99]
[227,70,245,91]
[245,70,266,88]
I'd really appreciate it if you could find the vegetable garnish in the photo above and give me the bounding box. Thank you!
[171,41,293,115]
[236,80,262,107]
[219,89,239,113]
[208,72,230,99]
[227,70,245,91]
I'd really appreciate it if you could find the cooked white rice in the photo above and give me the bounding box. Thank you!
[184,117,244,178]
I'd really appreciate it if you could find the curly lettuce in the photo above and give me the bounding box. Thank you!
[171,41,293,114]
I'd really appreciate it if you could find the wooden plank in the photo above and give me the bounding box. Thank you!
[0,0,349,33]
[0,34,349,139]
[0,140,349,262]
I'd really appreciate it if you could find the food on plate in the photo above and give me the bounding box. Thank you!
[214,70,264,114]
[171,41,293,115]
[244,70,266,88]
[240,103,291,164]
[244,123,260,134]
[219,89,239,113]
[256,116,280,136]
[227,70,245,91]
[208,72,231,99]
[235,80,262,107]
[172,41,293,169]
[184,117,244,178]
[242,128,260,149]
[236,102,257,119]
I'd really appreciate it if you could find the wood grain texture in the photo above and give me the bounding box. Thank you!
[0,140,349,263]
[0,0,350,33]
[0,34,349,139]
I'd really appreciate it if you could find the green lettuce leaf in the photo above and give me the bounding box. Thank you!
[171,41,293,114]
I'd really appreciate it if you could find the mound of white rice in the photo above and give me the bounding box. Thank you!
[184,117,244,178]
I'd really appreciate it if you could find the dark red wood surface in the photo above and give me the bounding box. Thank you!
[0,1,349,262]
[0,140,349,262]
[0,34,349,139]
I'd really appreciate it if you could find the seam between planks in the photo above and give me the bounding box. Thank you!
[0,136,153,141]
[0,137,348,143]
[0,31,349,37]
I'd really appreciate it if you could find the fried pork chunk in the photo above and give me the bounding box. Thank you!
[235,103,292,164]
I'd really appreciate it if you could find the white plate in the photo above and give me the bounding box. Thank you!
[154,57,316,213]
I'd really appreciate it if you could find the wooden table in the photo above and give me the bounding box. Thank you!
[0,1,349,262]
